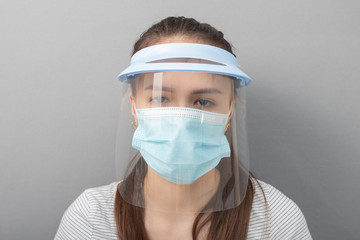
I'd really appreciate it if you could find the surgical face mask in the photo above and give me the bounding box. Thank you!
[132,106,231,184]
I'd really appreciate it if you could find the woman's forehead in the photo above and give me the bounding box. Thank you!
[139,72,233,91]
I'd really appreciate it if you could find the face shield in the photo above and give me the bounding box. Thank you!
[115,43,252,214]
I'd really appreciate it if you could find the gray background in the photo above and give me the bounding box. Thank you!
[1,0,359,239]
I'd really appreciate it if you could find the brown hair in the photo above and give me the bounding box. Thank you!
[114,16,265,240]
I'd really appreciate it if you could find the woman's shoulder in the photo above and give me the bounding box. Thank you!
[55,181,120,240]
[82,181,120,205]
[74,181,120,214]
[248,179,312,239]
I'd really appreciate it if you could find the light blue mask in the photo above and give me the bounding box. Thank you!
[132,107,231,184]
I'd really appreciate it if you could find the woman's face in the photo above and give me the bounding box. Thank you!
[132,71,233,114]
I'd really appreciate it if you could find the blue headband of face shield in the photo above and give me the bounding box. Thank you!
[117,43,253,86]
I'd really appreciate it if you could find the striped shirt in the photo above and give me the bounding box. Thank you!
[55,180,312,239]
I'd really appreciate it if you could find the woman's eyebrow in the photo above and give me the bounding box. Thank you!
[144,85,222,94]
[191,88,222,94]
[144,84,173,92]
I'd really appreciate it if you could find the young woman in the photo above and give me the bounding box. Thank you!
[55,16,312,240]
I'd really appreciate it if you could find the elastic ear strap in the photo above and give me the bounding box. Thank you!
[225,102,234,122]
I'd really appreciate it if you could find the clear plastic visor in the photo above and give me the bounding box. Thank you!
[115,71,250,214]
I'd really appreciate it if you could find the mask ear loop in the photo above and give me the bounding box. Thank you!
[225,100,236,133]
[129,94,138,130]
[131,121,138,130]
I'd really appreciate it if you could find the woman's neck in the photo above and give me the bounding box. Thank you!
[143,167,220,214]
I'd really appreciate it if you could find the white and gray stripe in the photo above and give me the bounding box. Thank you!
[55,180,312,240]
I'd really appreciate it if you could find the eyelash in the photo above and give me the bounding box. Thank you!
[194,99,214,108]
[149,96,215,108]
[149,96,168,104]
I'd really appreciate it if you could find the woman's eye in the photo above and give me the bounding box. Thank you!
[195,99,213,108]
[150,96,168,104]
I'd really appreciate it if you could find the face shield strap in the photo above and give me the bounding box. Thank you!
[117,43,253,86]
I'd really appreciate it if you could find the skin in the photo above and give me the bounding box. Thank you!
[133,71,232,111]
[128,36,236,240]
